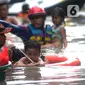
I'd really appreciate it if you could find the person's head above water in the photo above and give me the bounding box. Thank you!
[51,7,65,25]
[22,3,29,13]
[0,2,9,20]
[28,6,46,28]
[24,40,41,63]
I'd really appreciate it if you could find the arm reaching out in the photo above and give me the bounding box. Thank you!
[60,27,67,48]
[0,20,26,32]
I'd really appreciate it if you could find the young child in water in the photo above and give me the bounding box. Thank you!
[14,40,45,67]
[51,7,67,49]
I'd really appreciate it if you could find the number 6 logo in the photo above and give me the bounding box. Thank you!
[67,5,79,17]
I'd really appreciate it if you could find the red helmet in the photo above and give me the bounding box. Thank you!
[28,6,46,19]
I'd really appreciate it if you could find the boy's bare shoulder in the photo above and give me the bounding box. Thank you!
[13,57,26,66]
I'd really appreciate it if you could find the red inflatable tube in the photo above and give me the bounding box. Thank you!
[45,55,81,66]
[45,55,68,64]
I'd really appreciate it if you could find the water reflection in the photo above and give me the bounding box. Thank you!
[6,66,85,85]
[24,67,41,80]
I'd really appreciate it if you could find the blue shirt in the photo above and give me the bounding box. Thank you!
[0,20,52,45]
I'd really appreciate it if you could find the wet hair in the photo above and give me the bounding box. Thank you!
[51,7,65,22]
[24,40,41,52]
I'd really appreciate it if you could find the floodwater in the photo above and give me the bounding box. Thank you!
[2,4,85,85]
[5,66,85,85]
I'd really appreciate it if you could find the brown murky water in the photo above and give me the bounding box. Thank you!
[5,66,85,85]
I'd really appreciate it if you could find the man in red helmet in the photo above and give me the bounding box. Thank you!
[0,6,52,45]
[0,6,53,61]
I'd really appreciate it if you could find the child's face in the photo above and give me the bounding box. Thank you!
[0,4,8,19]
[25,48,40,62]
[31,16,44,28]
[52,16,61,25]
